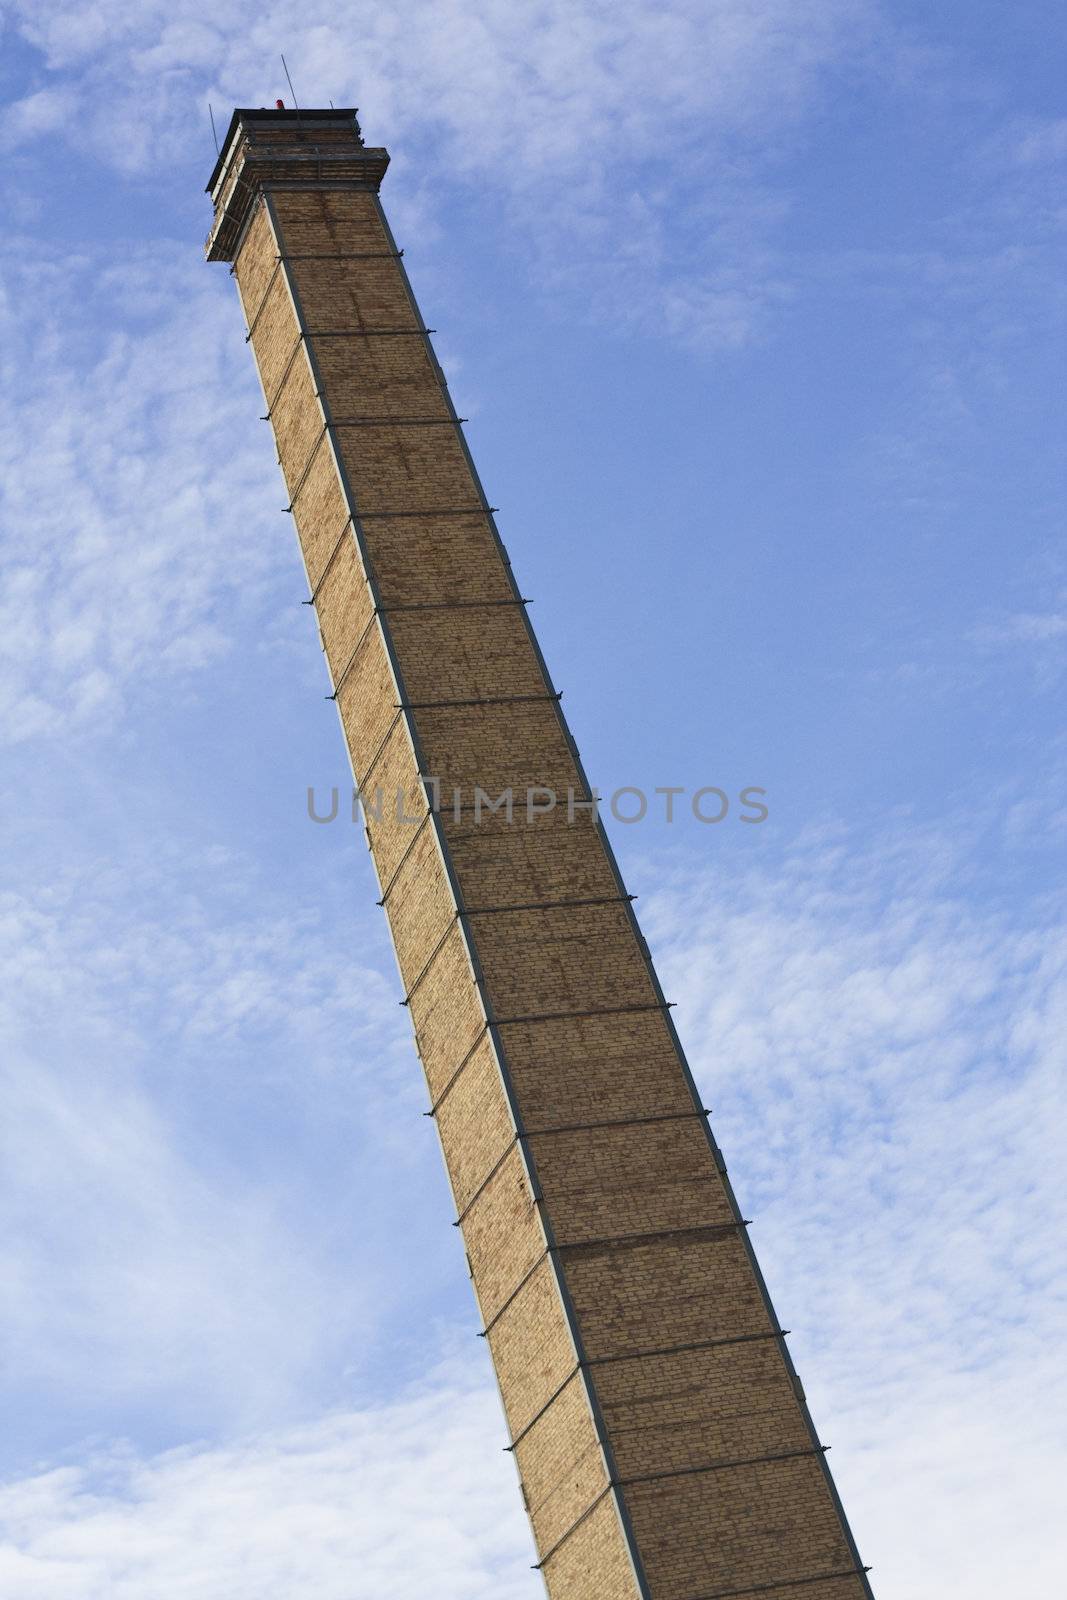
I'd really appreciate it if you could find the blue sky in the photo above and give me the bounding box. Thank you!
[0,1,1064,1594]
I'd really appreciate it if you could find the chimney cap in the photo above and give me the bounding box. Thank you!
[205,106,387,262]
[205,105,362,197]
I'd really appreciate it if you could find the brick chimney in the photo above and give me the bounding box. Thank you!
[206,107,874,1600]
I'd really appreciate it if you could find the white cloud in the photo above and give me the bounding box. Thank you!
[0,844,416,1434]
[0,1034,340,1423]
[0,8,1063,1592]
[1,0,870,746]
[0,86,77,149]
[12,0,874,173]
[1006,612,1067,640]
[969,593,1067,691]
[998,115,1067,169]
[5,801,1065,1594]
[0,243,286,743]
[0,4,886,747]
[0,1364,539,1599]
[4,0,882,345]
[979,608,1067,645]
[638,810,1067,1595]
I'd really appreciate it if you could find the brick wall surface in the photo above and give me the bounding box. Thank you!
[209,112,872,1600]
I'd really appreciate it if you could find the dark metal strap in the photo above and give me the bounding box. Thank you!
[424,1002,678,1113]
[289,418,469,513]
[523,1106,710,1138]
[306,326,435,336]
[588,1327,791,1369]
[375,809,435,907]
[424,1024,490,1116]
[353,708,405,793]
[504,1327,791,1455]
[426,1002,677,1112]
[618,1445,827,1491]
[263,333,314,417]
[476,1249,546,1338]
[326,609,381,702]
[496,1000,675,1027]
[505,1365,586,1453]
[381,597,529,612]
[452,1140,520,1227]
[264,327,439,417]
[533,1454,837,1577]
[353,506,495,519]
[283,423,329,511]
[442,800,600,830]
[403,894,636,1009]
[280,250,403,260]
[464,894,633,917]
[398,915,463,1008]
[452,1104,712,1228]
[682,1569,872,1600]
[478,1223,749,1340]
[553,1220,751,1254]
[331,415,466,426]
[396,691,560,711]
[306,515,356,602]
[243,258,282,341]
[531,1484,615,1571]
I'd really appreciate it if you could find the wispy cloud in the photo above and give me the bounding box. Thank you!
[0,244,287,742]
[640,806,1067,1595]
[0,842,415,1441]
[4,797,1064,1593]
[0,86,77,149]
[983,113,1067,170]
[0,6,1063,1594]
[969,592,1067,691]
[977,606,1067,646]
[11,0,875,174]
[0,0,889,749]
[4,0,882,347]
[0,1361,538,1599]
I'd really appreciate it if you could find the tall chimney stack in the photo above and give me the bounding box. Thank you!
[205,107,873,1600]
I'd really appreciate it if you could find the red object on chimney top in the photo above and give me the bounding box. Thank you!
[276,99,285,109]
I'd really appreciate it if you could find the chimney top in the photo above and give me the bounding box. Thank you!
[205,106,363,197]
[204,106,388,264]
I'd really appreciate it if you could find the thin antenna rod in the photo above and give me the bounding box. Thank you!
[208,102,220,154]
[281,54,299,110]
